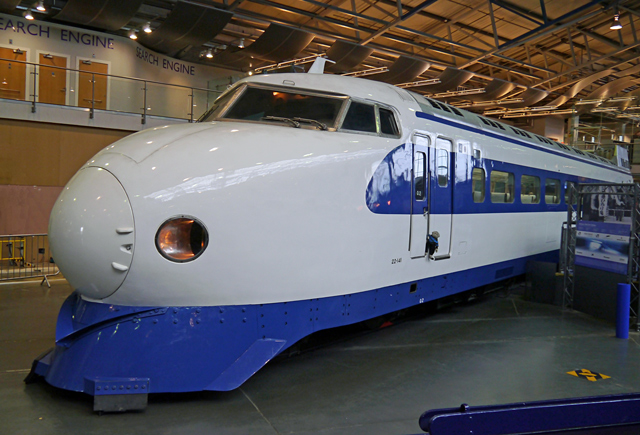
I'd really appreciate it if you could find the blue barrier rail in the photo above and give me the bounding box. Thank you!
[419,393,640,434]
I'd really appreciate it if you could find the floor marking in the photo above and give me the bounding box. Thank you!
[240,388,281,435]
[567,369,611,382]
[337,333,613,351]
[423,316,557,324]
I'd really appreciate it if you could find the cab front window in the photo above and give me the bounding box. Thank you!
[339,100,401,137]
[199,83,402,137]
[199,84,346,129]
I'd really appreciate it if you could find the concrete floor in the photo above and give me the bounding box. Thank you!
[1,279,639,435]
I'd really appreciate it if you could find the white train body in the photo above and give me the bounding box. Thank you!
[32,72,631,397]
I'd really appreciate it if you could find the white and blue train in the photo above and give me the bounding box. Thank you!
[29,70,631,401]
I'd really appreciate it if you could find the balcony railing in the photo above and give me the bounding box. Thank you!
[0,57,222,124]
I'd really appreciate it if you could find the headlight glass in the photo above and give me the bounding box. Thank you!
[155,217,208,262]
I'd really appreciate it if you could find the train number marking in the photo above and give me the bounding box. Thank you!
[391,258,402,265]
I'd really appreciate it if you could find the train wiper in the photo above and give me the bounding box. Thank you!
[293,117,328,130]
[262,116,300,128]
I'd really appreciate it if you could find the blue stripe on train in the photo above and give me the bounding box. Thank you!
[39,250,557,395]
[415,111,628,175]
[366,111,628,215]
[366,142,590,215]
[366,144,619,215]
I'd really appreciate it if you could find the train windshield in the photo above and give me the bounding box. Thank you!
[198,87,240,121]
[199,85,347,129]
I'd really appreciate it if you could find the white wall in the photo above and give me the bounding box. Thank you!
[0,13,242,117]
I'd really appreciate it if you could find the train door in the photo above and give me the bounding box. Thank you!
[410,134,430,258]
[429,137,453,259]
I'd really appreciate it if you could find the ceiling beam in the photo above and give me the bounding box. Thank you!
[535,40,640,88]
[576,28,626,49]
[491,0,543,26]
[217,0,633,93]
[244,0,556,78]
[458,0,608,69]
[530,46,574,67]
[360,0,438,45]
[229,0,246,11]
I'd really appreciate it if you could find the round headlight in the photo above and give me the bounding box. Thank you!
[155,217,208,262]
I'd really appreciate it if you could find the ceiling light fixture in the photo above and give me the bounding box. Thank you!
[238,38,245,49]
[396,78,441,88]
[500,109,575,118]
[343,66,390,78]
[610,13,622,30]
[431,88,486,98]
[143,22,152,33]
[205,49,213,58]
[129,29,138,40]
[455,98,524,108]
[36,1,45,12]
[591,107,619,112]
[254,54,324,74]
[24,10,34,20]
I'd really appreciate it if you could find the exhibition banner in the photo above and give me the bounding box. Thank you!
[575,221,630,274]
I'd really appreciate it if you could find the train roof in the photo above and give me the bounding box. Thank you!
[406,91,620,170]
[237,72,411,107]
[236,72,624,172]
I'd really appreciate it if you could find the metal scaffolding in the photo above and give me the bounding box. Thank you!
[562,183,640,332]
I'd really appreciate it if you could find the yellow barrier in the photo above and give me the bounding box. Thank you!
[0,234,59,287]
[0,237,25,266]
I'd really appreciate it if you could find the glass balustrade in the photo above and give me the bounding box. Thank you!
[0,56,222,123]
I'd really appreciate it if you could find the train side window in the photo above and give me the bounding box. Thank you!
[379,107,399,136]
[436,138,451,187]
[436,149,449,187]
[414,152,426,201]
[521,175,540,204]
[545,178,561,204]
[472,168,485,203]
[490,170,515,203]
[565,181,577,204]
[341,101,377,133]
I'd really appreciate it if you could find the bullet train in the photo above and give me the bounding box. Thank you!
[28,69,631,405]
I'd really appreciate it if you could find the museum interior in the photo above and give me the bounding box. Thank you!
[1,1,640,434]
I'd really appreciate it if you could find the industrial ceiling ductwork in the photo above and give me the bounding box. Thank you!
[1,0,640,121]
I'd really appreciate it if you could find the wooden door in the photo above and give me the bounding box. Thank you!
[0,47,26,101]
[78,60,108,110]
[39,54,67,105]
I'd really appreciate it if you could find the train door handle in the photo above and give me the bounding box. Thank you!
[423,207,428,216]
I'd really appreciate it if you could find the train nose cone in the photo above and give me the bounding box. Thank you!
[49,167,134,299]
